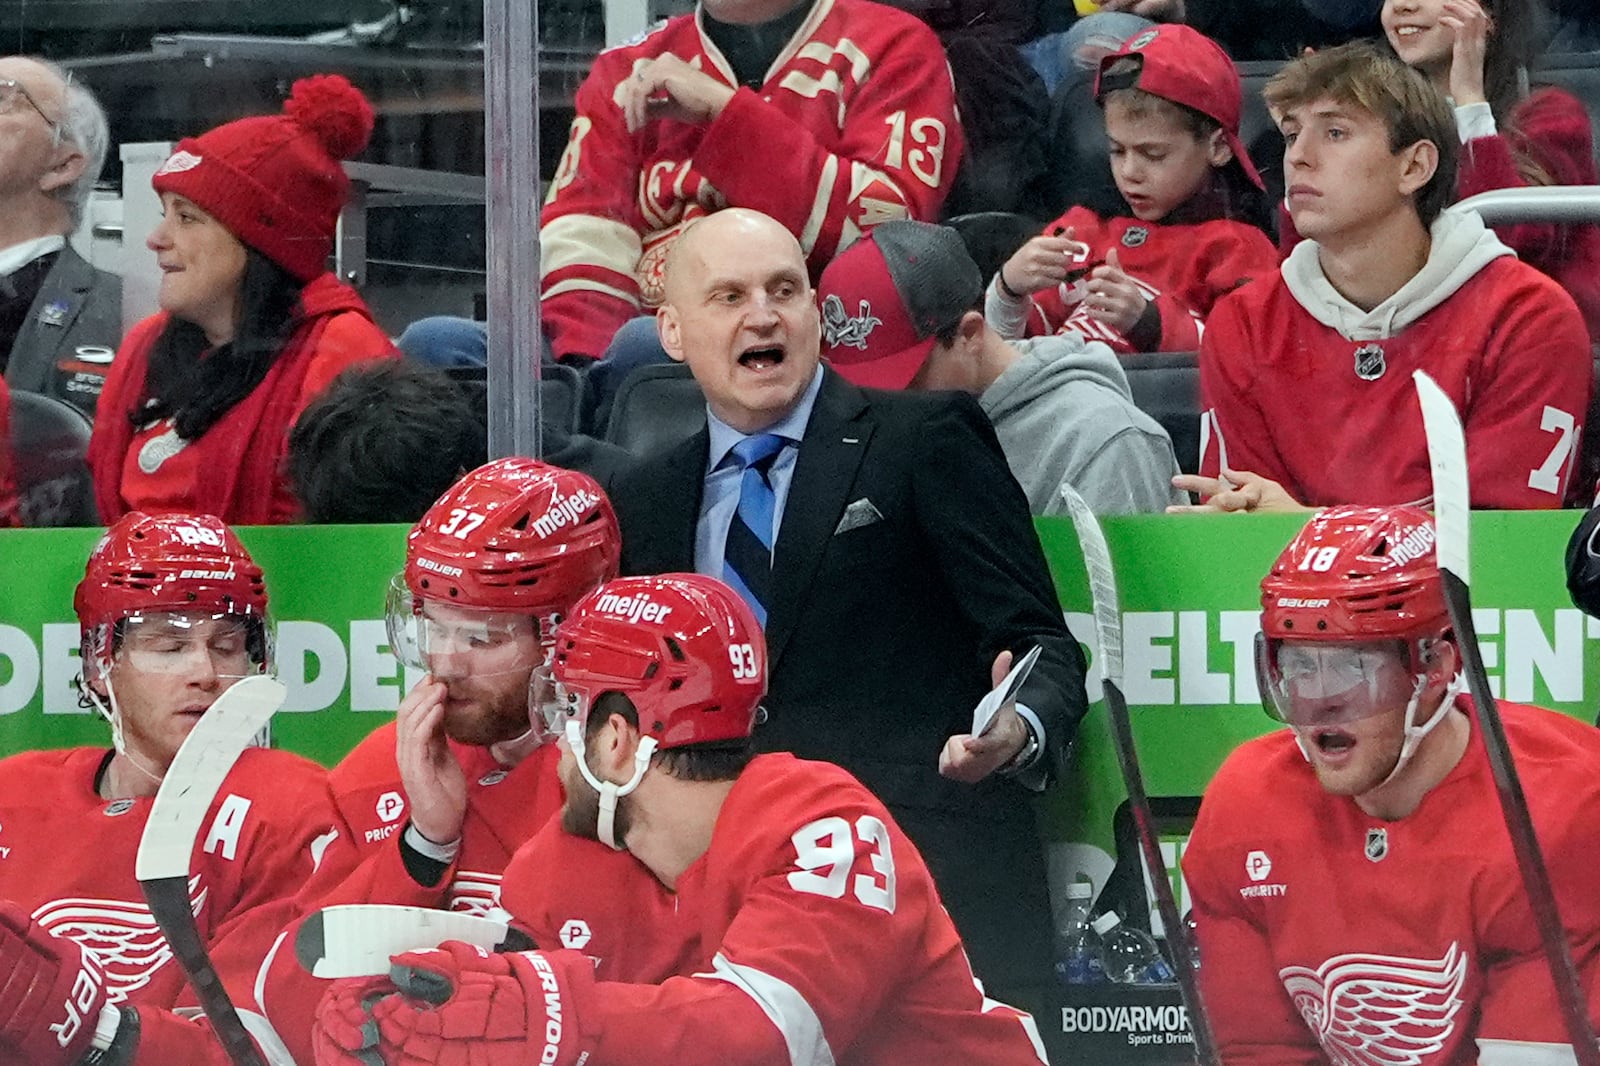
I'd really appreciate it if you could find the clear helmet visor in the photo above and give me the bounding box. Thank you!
[385,573,548,680]
[1257,633,1412,729]
[531,664,587,746]
[103,610,273,680]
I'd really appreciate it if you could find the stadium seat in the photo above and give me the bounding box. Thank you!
[944,211,1045,286]
[1120,351,1201,475]
[443,360,584,436]
[603,363,707,458]
[9,389,96,527]
[1535,51,1600,149]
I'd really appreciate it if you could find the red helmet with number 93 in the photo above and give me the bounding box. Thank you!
[549,573,766,751]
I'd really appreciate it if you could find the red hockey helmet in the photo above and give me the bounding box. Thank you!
[389,458,621,669]
[546,573,766,750]
[1260,505,1449,643]
[74,511,271,673]
[404,458,620,613]
[1257,505,1452,726]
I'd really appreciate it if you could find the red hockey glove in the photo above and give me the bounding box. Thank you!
[0,900,111,1066]
[315,941,599,1066]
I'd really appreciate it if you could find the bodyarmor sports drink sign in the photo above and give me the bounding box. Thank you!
[0,513,1590,914]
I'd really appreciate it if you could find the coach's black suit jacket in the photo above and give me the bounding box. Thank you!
[612,369,1088,997]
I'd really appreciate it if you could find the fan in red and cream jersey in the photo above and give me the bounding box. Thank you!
[540,0,964,362]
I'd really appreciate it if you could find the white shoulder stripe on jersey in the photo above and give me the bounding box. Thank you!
[540,213,643,282]
[699,952,836,1066]
[1477,1039,1581,1066]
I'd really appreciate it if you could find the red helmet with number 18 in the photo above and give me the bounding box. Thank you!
[1259,504,1449,644]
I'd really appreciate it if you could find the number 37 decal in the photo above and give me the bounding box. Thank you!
[788,815,897,914]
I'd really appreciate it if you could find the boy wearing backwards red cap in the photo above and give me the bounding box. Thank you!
[987,23,1278,355]
[88,75,399,526]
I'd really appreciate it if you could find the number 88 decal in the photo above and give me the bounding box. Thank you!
[787,815,897,914]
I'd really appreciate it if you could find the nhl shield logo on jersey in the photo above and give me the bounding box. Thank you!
[1353,343,1386,381]
[1121,226,1149,248]
[1364,828,1388,863]
[820,294,882,350]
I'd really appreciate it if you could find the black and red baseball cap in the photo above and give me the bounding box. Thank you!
[816,221,983,390]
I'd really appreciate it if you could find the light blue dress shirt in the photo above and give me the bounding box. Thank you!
[694,365,825,578]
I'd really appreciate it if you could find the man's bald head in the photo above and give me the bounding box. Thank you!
[662,209,808,307]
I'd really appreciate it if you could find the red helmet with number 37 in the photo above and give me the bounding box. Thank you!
[404,457,620,614]
[549,573,766,749]
[388,459,622,669]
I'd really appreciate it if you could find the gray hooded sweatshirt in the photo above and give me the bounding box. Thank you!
[981,333,1185,516]
[1280,206,1513,340]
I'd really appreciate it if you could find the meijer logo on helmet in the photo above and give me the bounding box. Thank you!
[1386,525,1436,568]
[533,489,601,540]
[594,593,672,625]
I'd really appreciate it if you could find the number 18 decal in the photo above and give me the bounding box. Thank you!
[788,815,897,913]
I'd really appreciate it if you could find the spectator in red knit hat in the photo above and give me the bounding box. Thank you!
[87,74,399,524]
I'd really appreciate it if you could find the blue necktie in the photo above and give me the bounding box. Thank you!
[722,433,787,626]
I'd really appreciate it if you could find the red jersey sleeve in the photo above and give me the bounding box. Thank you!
[1186,749,1328,1066]
[539,50,652,361]
[1197,286,1296,490]
[1458,88,1599,266]
[693,19,962,272]
[1460,270,1591,508]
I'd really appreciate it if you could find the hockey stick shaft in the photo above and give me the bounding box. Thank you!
[1441,571,1599,1064]
[1057,484,1216,1066]
[1413,370,1598,1063]
[137,675,284,1066]
[1102,677,1219,1066]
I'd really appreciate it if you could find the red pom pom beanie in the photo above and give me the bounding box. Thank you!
[152,74,375,283]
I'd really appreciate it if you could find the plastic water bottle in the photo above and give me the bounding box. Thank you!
[1053,882,1106,985]
[1092,912,1176,984]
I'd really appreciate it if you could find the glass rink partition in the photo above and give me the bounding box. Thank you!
[1,512,1595,928]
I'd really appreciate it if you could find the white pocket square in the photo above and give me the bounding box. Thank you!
[834,497,885,535]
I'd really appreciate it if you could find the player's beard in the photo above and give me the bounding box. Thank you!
[439,668,535,747]
[560,744,635,845]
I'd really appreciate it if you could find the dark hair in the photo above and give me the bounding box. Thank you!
[133,248,302,441]
[1265,41,1459,229]
[1382,0,1552,186]
[1100,85,1274,234]
[587,691,755,782]
[287,360,488,524]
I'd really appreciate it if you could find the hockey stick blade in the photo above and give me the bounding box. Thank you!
[1414,371,1600,1064]
[297,904,532,978]
[1059,485,1218,1066]
[137,674,286,1066]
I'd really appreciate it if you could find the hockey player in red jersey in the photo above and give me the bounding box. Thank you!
[539,0,963,361]
[985,24,1277,355]
[1177,42,1591,513]
[314,573,1049,1066]
[1185,505,1600,1066]
[0,512,333,1065]
[38,460,626,1066]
